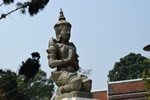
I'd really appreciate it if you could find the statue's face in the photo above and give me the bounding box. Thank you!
[60,26,71,41]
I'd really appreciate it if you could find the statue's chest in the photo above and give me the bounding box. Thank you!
[57,44,71,59]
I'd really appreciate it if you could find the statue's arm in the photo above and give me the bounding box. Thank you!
[48,53,70,68]
[46,38,72,68]
[72,60,79,71]
[70,42,80,71]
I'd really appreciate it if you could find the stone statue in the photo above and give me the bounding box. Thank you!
[46,9,92,99]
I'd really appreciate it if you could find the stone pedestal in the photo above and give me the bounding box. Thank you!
[55,91,94,100]
[62,97,98,100]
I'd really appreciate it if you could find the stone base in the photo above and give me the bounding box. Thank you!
[62,97,98,100]
[55,91,93,100]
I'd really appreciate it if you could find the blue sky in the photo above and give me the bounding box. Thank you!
[0,0,150,91]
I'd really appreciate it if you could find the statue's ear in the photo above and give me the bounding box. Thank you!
[54,25,62,35]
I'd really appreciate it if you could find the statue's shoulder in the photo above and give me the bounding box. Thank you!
[48,37,56,46]
[47,37,58,54]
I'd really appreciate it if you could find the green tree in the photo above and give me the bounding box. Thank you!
[19,52,41,81]
[17,69,54,100]
[0,69,54,100]
[0,69,24,100]
[0,0,49,20]
[18,52,54,99]
[0,52,54,100]
[108,53,150,81]
[142,59,150,100]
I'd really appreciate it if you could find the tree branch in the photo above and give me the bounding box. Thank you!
[0,4,28,20]
[0,3,4,7]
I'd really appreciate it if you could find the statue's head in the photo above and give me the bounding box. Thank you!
[54,9,72,42]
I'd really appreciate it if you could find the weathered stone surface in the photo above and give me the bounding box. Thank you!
[62,97,98,100]
[55,91,93,100]
[46,9,92,99]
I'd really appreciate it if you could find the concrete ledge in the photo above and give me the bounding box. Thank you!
[55,91,93,100]
[62,97,98,100]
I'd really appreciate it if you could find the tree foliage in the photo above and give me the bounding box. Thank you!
[17,69,54,100]
[142,59,150,99]
[19,52,41,80]
[2,0,14,5]
[0,69,54,100]
[0,0,49,19]
[0,69,24,100]
[0,52,54,100]
[78,68,92,77]
[108,53,150,81]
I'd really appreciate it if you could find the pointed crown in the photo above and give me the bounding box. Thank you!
[54,8,72,28]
